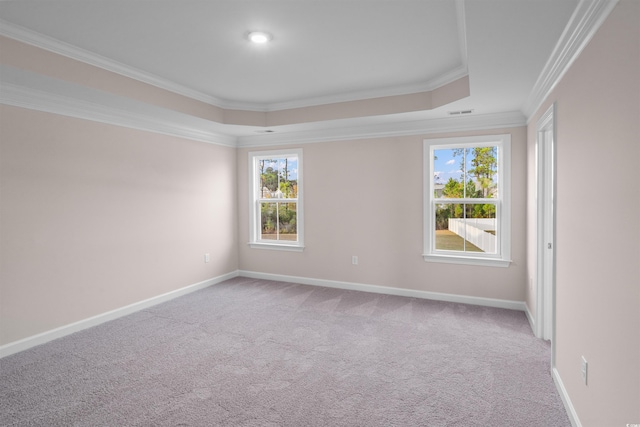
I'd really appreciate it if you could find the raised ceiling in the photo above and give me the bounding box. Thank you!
[0,0,580,139]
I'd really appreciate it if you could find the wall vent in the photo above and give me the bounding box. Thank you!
[448,109,474,116]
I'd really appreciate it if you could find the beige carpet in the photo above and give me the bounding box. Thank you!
[0,277,570,426]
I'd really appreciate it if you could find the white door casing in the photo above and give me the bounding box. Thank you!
[536,103,556,346]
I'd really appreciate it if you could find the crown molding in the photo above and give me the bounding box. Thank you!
[260,66,469,113]
[1,63,522,150]
[236,111,526,148]
[455,0,469,70]
[0,67,237,147]
[258,0,469,113]
[0,19,229,107]
[0,17,468,114]
[1,0,518,149]
[1,73,524,150]
[522,0,619,119]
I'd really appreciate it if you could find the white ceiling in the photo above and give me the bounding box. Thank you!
[0,0,579,138]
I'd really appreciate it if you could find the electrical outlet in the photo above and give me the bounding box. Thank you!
[581,356,588,385]
[352,256,358,265]
[204,253,210,263]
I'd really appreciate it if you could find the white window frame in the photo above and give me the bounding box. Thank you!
[423,134,511,267]
[248,149,304,252]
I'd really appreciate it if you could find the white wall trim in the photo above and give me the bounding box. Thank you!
[237,111,526,148]
[524,303,536,335]
[0,66,237,147]
[0,271,239,359]
[553,367,583,427]
[239,270,526,312]
[523,0,619,119]
[535,103,557,342]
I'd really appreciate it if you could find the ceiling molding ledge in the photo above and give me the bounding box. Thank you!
[260,75,470,127]
[236,111,526,148]
[0,68,237,148]
[522,0,619,119]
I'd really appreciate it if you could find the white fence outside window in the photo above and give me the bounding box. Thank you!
[448,218,497,253]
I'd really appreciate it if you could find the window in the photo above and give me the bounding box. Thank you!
[248,149,304,251]
[423,134,511,267]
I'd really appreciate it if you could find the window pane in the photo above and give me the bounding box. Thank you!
[260,201,297,242]
[260,202,278,240]
[258,158,279,199]
[434,146,498,199]
[278,157,298,199]
[278,202,297,241]
[258,156,298,199]
[435,202,466,251]
[434,203,496,253]
[434,148,463,198]
[467,146,498,198]
[464,203,497,254]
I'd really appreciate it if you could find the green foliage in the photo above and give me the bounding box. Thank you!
[442,178,484,199]
[260,202,297,235]
[482,204,496,217]
[443,178,463,198]
[278,203,297,234]
[435,205,449,230]
[261,203,277,233]
[469,147,497,185]
[435,203,463,230]
[451,146,497,198]
[259,162,279,192]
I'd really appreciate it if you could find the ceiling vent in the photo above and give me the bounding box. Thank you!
[448,109,474,116]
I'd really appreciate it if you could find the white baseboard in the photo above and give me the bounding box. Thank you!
[0,270,239,358]
[552,367,582,427]
[524,303,536,335]
[238,270,526,312]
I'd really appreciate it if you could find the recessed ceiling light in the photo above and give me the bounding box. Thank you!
[248,31,272,44]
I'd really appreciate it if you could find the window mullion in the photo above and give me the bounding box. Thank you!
[463,200,467,252]
[434,198,494,204]
[276,202,280,240]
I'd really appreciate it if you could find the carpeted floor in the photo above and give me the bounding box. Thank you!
[0,277,571,426]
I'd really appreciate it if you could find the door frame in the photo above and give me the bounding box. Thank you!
[535,103,557,349]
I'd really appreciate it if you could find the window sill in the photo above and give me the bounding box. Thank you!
[423,253,511,268]
[249,242,305,252]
